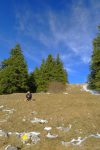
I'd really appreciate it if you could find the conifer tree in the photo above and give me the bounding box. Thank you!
[0,44,28,94]
[45,54,55,82]
[55,54,68,83]
[39,59,48,91]
[28,72,36,92]
[34,60,47,92]
[88,26,100,91]
[33,67,41,92]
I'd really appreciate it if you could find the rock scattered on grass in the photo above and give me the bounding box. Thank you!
[2,108,16,114]
[89,133,100,138]
[31,134,40,144]
[20,131,40,144]
[63,92,68,94]
[61,136,87,146]
[0,119,7,123]
[0,130,8,137]
[46,92,50,94]
[61,133,100,146]
[0,107,16,124]
[56,124,72,132]
[44,127,52,131]
[46,132,58,139]
[31,118,48,124]
[5,145,20,150]
[31,111,38,115]
[0,105,4,110]
[22,118,26,122]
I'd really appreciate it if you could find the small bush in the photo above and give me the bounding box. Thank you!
[48,81,66,93]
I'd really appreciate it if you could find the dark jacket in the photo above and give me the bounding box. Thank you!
[26,93,32,100]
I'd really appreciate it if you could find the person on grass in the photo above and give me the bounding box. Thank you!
[26,91,32,101]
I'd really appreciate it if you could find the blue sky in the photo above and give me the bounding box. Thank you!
[0,0,100,83]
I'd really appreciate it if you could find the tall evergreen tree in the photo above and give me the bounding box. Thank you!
[39,59,48,92]
[55,54,68,84]
[28,72,36,92]
[33,67,41,92]
[45,54,56,81]
[33,59,48,92]
[88,26,100,91]
[0,44,28,94]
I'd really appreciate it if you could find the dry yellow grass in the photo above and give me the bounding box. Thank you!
[0,84,100,150]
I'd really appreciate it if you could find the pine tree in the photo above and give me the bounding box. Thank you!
[0,44,28,94]
[45,54,55,81]
[33,67,41,92]
[55,54,68,84]
[39,59,48,92]
[28,72,36,92]
[33,59,48,92]
[88,26,100,91]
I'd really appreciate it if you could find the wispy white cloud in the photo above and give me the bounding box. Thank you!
[15,0,100,66]
[65,66,77,74]
[0,35,14,48]
[24,51,39,64]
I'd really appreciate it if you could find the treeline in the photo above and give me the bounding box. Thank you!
[0,45,68,94]
[0,26,100,94]
[88,26,100,91]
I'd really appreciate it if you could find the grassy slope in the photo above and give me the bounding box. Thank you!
[0,84,100,150]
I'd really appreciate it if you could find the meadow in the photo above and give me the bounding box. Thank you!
[0,84,100,150]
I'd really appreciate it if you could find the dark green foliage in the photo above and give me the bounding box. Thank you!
[28,72,36,93]
[55,54,68,84]
[33,60,48,92]
[88,26,100,91]
[0,44,28,94]
[0,44,68,93]
[45,54,56,81]
[32,54,68,92]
